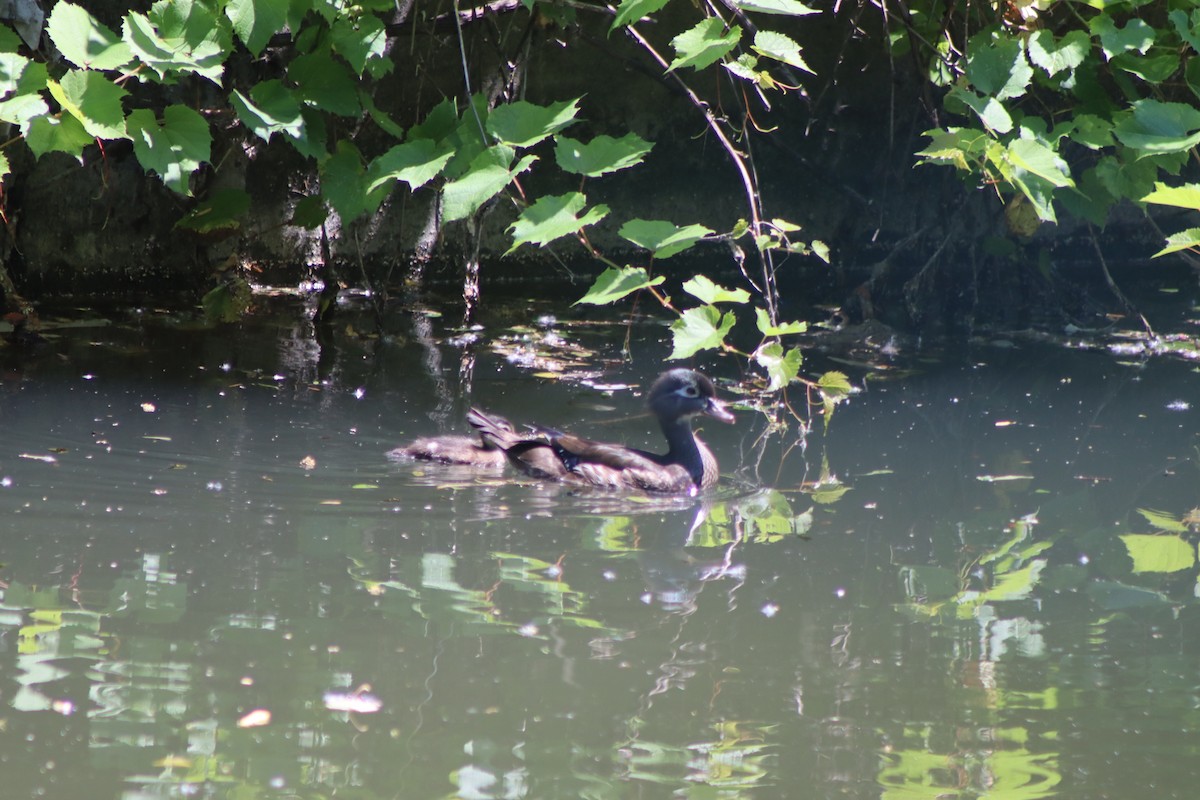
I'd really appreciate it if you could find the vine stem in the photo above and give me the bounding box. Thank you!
[620,19,779,324]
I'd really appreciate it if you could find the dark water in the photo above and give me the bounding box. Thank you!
[3,298,1200,799]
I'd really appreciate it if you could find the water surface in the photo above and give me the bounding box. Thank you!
[3,299,1200,799]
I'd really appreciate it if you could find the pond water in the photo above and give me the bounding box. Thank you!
[3,294,1200,799]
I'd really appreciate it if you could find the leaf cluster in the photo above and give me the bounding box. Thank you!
[906,0,1200,254]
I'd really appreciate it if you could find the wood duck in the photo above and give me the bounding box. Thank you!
[388,415,514,468]
[468,369,734,494]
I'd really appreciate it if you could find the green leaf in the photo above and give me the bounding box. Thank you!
[0,25,22,52]
[1069,114,1115,149]
[575,266,665,305]
[1119,534,1195,574]
[360,90,405,138]
[127,105,211,195]
[682,275,750,304]
[175,188,251,233]
[1142,182,1200,210]
[751,30,812,73]
[290,195,328,229]
[231,80,304,142]
[441,146,537,222]
[407,97,460,143]
[1025,29,1089,77]
[123,3,231,84]
[668,305,736,359]
[1092,16,1155,60]
[755,307,806,336]
[507,192,609,253]
[47,2,133,70]
[320,141,387,222]
[331,12,389,76]
[1113,99,1200,155]
[753,342,802,390]
[1112,52,1180,83]
[609,0,671,33]
[48,71,129,140]
[0,91,47,129]
[1170,9,1200,52]
[289,53,360,117]
[0,52,47,101]
[486,98,580,147]
[554,133,653,177]
[1136,508,1189,532]
[669,18,740,72]
[818,370,852,396]
[734,0,819,14]
[948,86,1013,134]
[366,139,454,193]
[618,219,713,258]
[1152,227,1200,257]
[224,0,289,56]
[965,31,1032,100]
[1006,138,1074,188]
[25,113,93,161]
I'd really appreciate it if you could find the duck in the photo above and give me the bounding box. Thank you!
[388,415,514,468]
[467,369,734,494]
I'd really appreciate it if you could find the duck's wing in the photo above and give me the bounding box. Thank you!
[550,434,696,493]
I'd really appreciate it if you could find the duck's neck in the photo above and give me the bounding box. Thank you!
[661,417,705,486]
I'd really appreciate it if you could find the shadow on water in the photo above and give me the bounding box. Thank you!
[3,296,1200,798]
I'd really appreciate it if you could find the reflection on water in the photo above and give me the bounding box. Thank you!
[3,299,1200,798]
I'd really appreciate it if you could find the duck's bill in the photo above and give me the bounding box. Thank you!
[706,399,736,423]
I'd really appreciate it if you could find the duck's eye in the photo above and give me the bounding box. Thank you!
[681,384,700,397]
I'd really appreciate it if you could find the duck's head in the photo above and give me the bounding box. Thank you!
[648,369,735,424]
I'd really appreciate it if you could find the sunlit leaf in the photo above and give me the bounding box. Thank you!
[441,146,537,222]
[754,307,806,335]
[127,105,211,195]
[1091,15,1154,60]
[965,31,1032,100]
[48,71,128,140]
[668,18,740,72]
[682,275,749,304]
[1113,100,1200,155]
[486,98,580,147]
[817,370,852,396]
[225,0,289,56]
[1006,138,1074,188]
[734,0,819,14]
[47,2,133,70]
[1136,508,1188,532]
[330,11,388,76]
[1141,182,1200,210]
[575,266,664,305]
[554,133,653,177]
[1025,29,1089,77]
[366,139,454,192]
[231,80,304,142]
[618,219,713,259]
[609,0,671,32]
[24,112,92,161]
[507,192,609,253]
[668,305,736,359]
[751,30,812,73]
[1153,227,1200,257]
[754,341,802,390]
[1120,534,1195,573]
